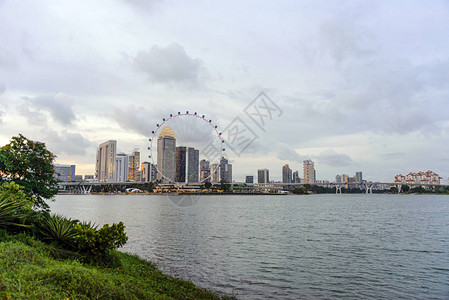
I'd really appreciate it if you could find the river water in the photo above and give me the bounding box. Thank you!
[51,194,449,299]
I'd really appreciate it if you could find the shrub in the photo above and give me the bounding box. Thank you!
[35,213,78,248]
[0,182,34,229]
[73,222,128,256]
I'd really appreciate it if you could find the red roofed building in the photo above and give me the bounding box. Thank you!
[394,170,442,185]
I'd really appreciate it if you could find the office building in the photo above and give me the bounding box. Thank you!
[224,164,232,182]
[187,147,199,183]
[157,127,176,182]
[96,140,117,182]
[210,164,220,183]
[116,153,129,182]
[335,175,342,183]
[258,169,269,184]
[200,159,210,182]
[73,175,83,182]
[175,146,187,183]
[141,162,157,182]
[245,176,254,184]
[84,175,95,182]
[355,172,363,183]
[282,164,293,183]
[293,171,300,183]
[303,159,316,184]
[54,164,75,182]
[219,157,232,183]
[128,149,140,181]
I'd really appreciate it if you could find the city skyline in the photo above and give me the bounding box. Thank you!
[1,1,448,182]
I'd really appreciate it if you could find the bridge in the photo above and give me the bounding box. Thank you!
[57,181,449,195]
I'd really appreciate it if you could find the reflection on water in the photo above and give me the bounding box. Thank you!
[51,194,449,299]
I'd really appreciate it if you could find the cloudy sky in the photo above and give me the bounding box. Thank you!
[0,0,448,182]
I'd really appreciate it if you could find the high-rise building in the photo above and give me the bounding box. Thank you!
[258,169,269,183]
[96,140,117,182]
[200,159,210,182]
[303,159,316,184]
[219,157,232,183]
[342,174,349,183]
[293,171,300,183]
[54,164,75,182]
[141,162,157,182]
[187,147,199,183]
[210,164,220,183]
[128,149,140,181]
[282,164,293,183]
[245,176,254,184]
[157,127,176,183]
[335,175,342,183]
[116,153,129,182]
[175,146,187,183]
[355,172,363,183]
[224,164,232,182]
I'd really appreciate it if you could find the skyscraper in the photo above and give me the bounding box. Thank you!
[335,175,342,183]
[355,172,363,183]
[258,169,269,183]
[210,164,220,183]
[96,140,117,182]
[157,127,176,183]
[200,159,210,182]
[175,146,187,183]
[219,157,232,183]
[282,164,293,183]
[303,159,316,184]
[128,149,140,181]
[116,153,129,182]
[141,162,157,182]
[293,171,300,183]
[187,147,199,183]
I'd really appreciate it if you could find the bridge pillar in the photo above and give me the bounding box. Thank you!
[365,184,373,194]
[336,185,342,194]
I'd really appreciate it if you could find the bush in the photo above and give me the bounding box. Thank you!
[0,182,34,229]
[35,213,78,248]
[73,222,128,256]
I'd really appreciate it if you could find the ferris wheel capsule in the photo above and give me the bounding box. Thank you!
[163,118,165,121]
[186,111,189,114]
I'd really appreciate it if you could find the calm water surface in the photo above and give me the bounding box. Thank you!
[51,194,449,299]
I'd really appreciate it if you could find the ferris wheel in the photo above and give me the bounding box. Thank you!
[148,111,225,183]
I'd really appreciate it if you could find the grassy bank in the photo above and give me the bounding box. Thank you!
[0,231,228,299]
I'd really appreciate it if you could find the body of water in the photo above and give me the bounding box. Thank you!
[51,194,449,299]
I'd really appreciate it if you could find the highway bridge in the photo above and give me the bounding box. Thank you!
[57,181,449,195]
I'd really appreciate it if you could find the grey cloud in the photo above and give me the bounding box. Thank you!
[133,43,201,84]
[111,105,156,136]
[119,0,162,13]
[319,19,373,64]
[0,82,5,94]
[22,94,76,126]
[0,111,4,124]
[275,142,303,163]
[19,104,48,126]
[315,149,353,167]
[44,130,93,156]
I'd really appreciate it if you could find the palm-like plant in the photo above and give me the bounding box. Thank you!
[0,192,32,228]
[36,213,79,248]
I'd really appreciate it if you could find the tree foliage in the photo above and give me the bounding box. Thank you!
[0,134,58,209]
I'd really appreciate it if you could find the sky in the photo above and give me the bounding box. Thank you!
[0,0,448,182]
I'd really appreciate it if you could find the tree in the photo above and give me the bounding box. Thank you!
[0,134,58,209]
[204,182,212,189]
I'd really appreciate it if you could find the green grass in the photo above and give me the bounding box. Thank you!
[0,231,230,299]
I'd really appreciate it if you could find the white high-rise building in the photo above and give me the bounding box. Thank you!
[303,159,316,184]
[96,140,117,182]
[116,153,129,182]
